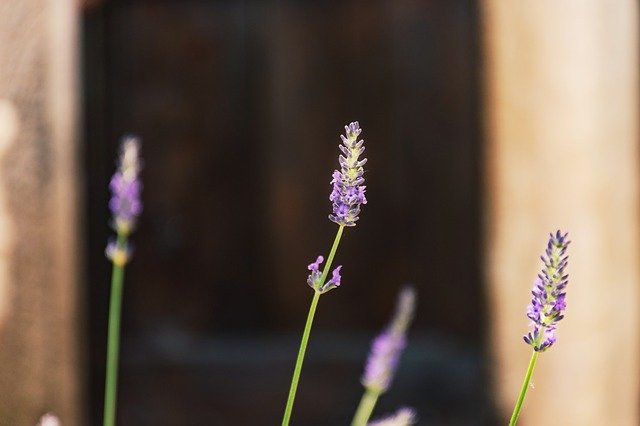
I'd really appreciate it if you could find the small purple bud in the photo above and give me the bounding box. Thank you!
[308,255,324,273]
[320,265,342,293]
[306,255,324,290]
[105,238,132,267]
[306,256,343,294]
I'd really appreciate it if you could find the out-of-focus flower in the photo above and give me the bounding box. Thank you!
[367,407,418,426]
[329,122,367,227]
[109,136,142,235]
[106,136,142,265]
[523,230,570,352]
[105,237,132,267]
[37,413,61,426]
[362,287,416,393]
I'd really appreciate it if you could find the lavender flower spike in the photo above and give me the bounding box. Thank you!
[362,287,416,393]
[329,121,367,227]
[105,136,142,267]
[109,135,142,235]
[523,230,570,352]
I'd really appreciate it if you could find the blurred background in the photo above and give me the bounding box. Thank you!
[84,1,487,425]
[1,0,639,425]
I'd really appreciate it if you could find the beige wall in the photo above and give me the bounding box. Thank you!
[483,1,640,425]
[0,1,82,425]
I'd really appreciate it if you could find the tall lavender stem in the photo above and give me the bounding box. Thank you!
[509,350,539,426]
[509,230,570,425]
[282,122,367,425]
[104,136,142,426]
[282,226,344,426]
[104,241,125,426]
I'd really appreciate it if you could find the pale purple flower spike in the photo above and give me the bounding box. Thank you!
[109,135,142,235]
[106,136,142,265]
[37,413,61,426]
[523,230,570,352]
[362,287,416,393]
[307,255,342,294]
[329,122,367,227]
[368,407,418,426]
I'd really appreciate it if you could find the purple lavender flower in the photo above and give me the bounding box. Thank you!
[109,136,142,235]
[368,407,418,426]
[362,287,416,393]
[523,230,570,352]
[106,136,142,266]
[329,122,367,227]
[306,255,343,294]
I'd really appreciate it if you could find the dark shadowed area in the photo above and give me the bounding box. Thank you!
[83,1,494,424]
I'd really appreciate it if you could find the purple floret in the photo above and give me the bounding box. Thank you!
[306,255,343,294]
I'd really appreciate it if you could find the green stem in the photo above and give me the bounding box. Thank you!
[281,225,345,426]
[509,350,539,426]
[351,389,381,426]
[281,291,321,426]
[103,233,128,426]
[319,225,345,284]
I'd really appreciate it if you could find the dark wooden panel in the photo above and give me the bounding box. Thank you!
[83,1,492,424]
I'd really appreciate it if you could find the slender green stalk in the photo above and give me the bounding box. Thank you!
[282,291,320,426]
[509,350,539,426]
[351,389,381,426]
[282,225,345,426]
[320,225,344,285]
[103,233,128,426]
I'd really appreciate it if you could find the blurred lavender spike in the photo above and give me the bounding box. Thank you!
[106,136,142,266]
[37,413,61,426]
[329,121,367,227]
[109,135,142,235]
[523,230,570,352]
[367,407,418,426]
[362,287,416,393]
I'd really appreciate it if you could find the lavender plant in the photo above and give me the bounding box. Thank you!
[352,287,416,426]
[509,230,570,425]
[282,122,367,425]
[103,136,142,426]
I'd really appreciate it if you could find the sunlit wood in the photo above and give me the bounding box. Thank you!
[0,1,82,424]
[483,1,640,425]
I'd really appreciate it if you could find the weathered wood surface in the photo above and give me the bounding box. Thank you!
[483,1,640,424]
[0,1,82,425]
